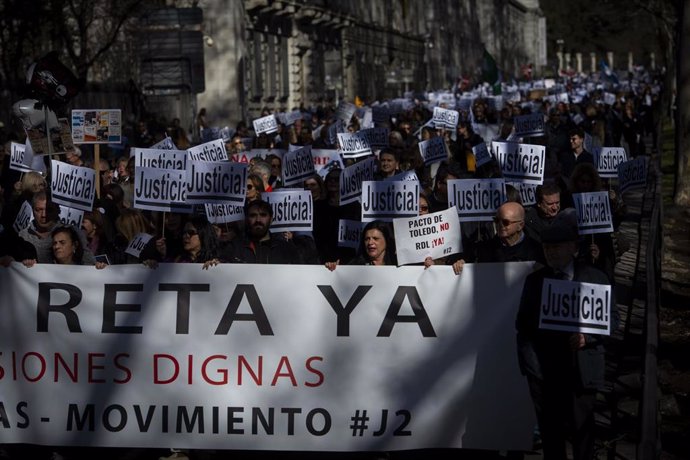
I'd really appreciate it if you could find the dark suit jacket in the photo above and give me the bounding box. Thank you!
[516,261,617,390]
[559,149,594,179]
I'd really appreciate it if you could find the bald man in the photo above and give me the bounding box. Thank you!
[472,201,545,263]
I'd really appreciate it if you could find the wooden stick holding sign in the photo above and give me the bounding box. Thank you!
[95,144,100,199]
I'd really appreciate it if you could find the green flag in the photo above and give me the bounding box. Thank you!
[482,48,499,85]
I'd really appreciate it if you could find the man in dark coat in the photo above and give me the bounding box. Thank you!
[516,214,617,460]
[559,126,594,179]
[225,200,302,264]
[473,201,544,263]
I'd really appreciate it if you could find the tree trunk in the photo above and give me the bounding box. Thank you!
[676,0,690,205]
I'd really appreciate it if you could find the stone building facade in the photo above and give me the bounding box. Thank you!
[195,0,546,127]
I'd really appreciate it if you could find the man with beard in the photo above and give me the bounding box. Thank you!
[225,200,301,264]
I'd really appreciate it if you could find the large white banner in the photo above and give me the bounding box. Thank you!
[0,262,535,451]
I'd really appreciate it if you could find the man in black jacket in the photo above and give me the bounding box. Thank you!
[559,126,594,179]
[473,201,544,263]
[516,215,617,460]
[225,200,301,264]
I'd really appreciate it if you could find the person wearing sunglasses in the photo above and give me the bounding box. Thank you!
[473,201,544,264]
[246,173,265,203]
[175,216,221,268]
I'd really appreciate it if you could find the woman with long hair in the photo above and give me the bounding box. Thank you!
[109,208,158,264]
[325,220,396,269]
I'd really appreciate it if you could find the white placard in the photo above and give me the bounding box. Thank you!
[58,206,84,229]
[285,110,303,126]
[27,140,47,174]
[572,191,613,235]
[149,136,178,150]
[132,148,188,170]
[335,101,357,123]
[473,124,500,142]
[448,178,506,222]
[337,132,373,159]
[359,127,390,149]
[50,160,96,212]
[618,156,648,193]
[71,109,121,144]
[340,157,377,205]
[418,136,448,166]
[13,201,33,234]
[493,142,545,184]
[472,142,492,168]
[125,233,154,258]
[0,262,535,451]
[393,208,462,266]
[385,170,419,182]
[187,139,228,162]
[133,167,192,213]
[507,182,538,206]
[338,219,363,249]
[596,147,628,178]
[282,146,315,187]
[204,203,246,224]
[603,92,616,105]
[186,161,247,204]
[432,107,459,130]
[328,119,346,146]
[263,190,313,232]
[360,108,374,129]
[311,149,343,175]
[361,180,420,222]
[10,142,33,173]
[201,127,222,143]
[540,279,612,335]
[513,113,545,138]
[253,114,279,135]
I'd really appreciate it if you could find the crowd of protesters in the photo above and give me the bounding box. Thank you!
[0,65,661,460]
